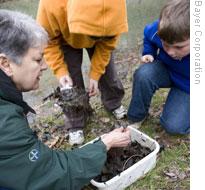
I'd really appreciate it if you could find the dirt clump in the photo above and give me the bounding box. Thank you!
[43,87,93,130]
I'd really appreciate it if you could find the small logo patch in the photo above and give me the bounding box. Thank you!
[29,149,39,162]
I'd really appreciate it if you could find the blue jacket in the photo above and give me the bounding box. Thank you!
[143,20,190,94]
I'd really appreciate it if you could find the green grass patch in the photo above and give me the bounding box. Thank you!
[128,143,189,190]
[0,0,39,17]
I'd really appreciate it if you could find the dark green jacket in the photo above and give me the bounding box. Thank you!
[0,88,107,190]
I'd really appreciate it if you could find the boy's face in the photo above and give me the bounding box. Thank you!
[162,39,190,60]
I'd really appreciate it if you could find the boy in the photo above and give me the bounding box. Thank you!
[36,0,128,145]
[128,0,190,134]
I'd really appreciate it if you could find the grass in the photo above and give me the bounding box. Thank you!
[0,0,39,17]
[128,142,189,190]
[127,130,190,190]
[1,0,190,189]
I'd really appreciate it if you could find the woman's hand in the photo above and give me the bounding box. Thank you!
[101,127,131,151]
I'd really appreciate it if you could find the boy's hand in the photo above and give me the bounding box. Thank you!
[141,55,154,63]
[59,75,73,88]
[88,78,99,97]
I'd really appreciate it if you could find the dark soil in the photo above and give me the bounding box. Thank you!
[94,141,152,182]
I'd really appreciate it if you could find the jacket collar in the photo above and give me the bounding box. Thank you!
[0,69,35,115]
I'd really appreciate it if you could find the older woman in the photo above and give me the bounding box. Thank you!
[0,10,131,190]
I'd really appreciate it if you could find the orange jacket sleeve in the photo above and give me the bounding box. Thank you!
[89,36,120,81]
[36,0,68,79]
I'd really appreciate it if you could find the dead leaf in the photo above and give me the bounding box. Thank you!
[100,117,110,123]
[164,171,178,179]
[48,136,60,148]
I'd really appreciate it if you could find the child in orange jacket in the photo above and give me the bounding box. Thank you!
[37,0,128,145]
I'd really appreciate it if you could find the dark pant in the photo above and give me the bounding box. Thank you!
[62,44,124,129]
[128,60,190,135]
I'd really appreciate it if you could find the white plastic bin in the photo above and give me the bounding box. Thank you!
[88,126,160,190]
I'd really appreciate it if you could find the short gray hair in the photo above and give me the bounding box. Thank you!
[0,10,48,64]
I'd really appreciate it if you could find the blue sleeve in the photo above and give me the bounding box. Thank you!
[142,21,159,58]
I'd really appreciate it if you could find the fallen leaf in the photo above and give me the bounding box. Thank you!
[100,117,110,123]
[164,172,178,179]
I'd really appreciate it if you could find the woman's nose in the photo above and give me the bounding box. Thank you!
[41,59,48,70]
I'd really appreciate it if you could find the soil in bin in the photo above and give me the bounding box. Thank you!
[94,141,152,182]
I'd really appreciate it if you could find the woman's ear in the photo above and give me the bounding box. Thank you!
[0,53,13,76]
